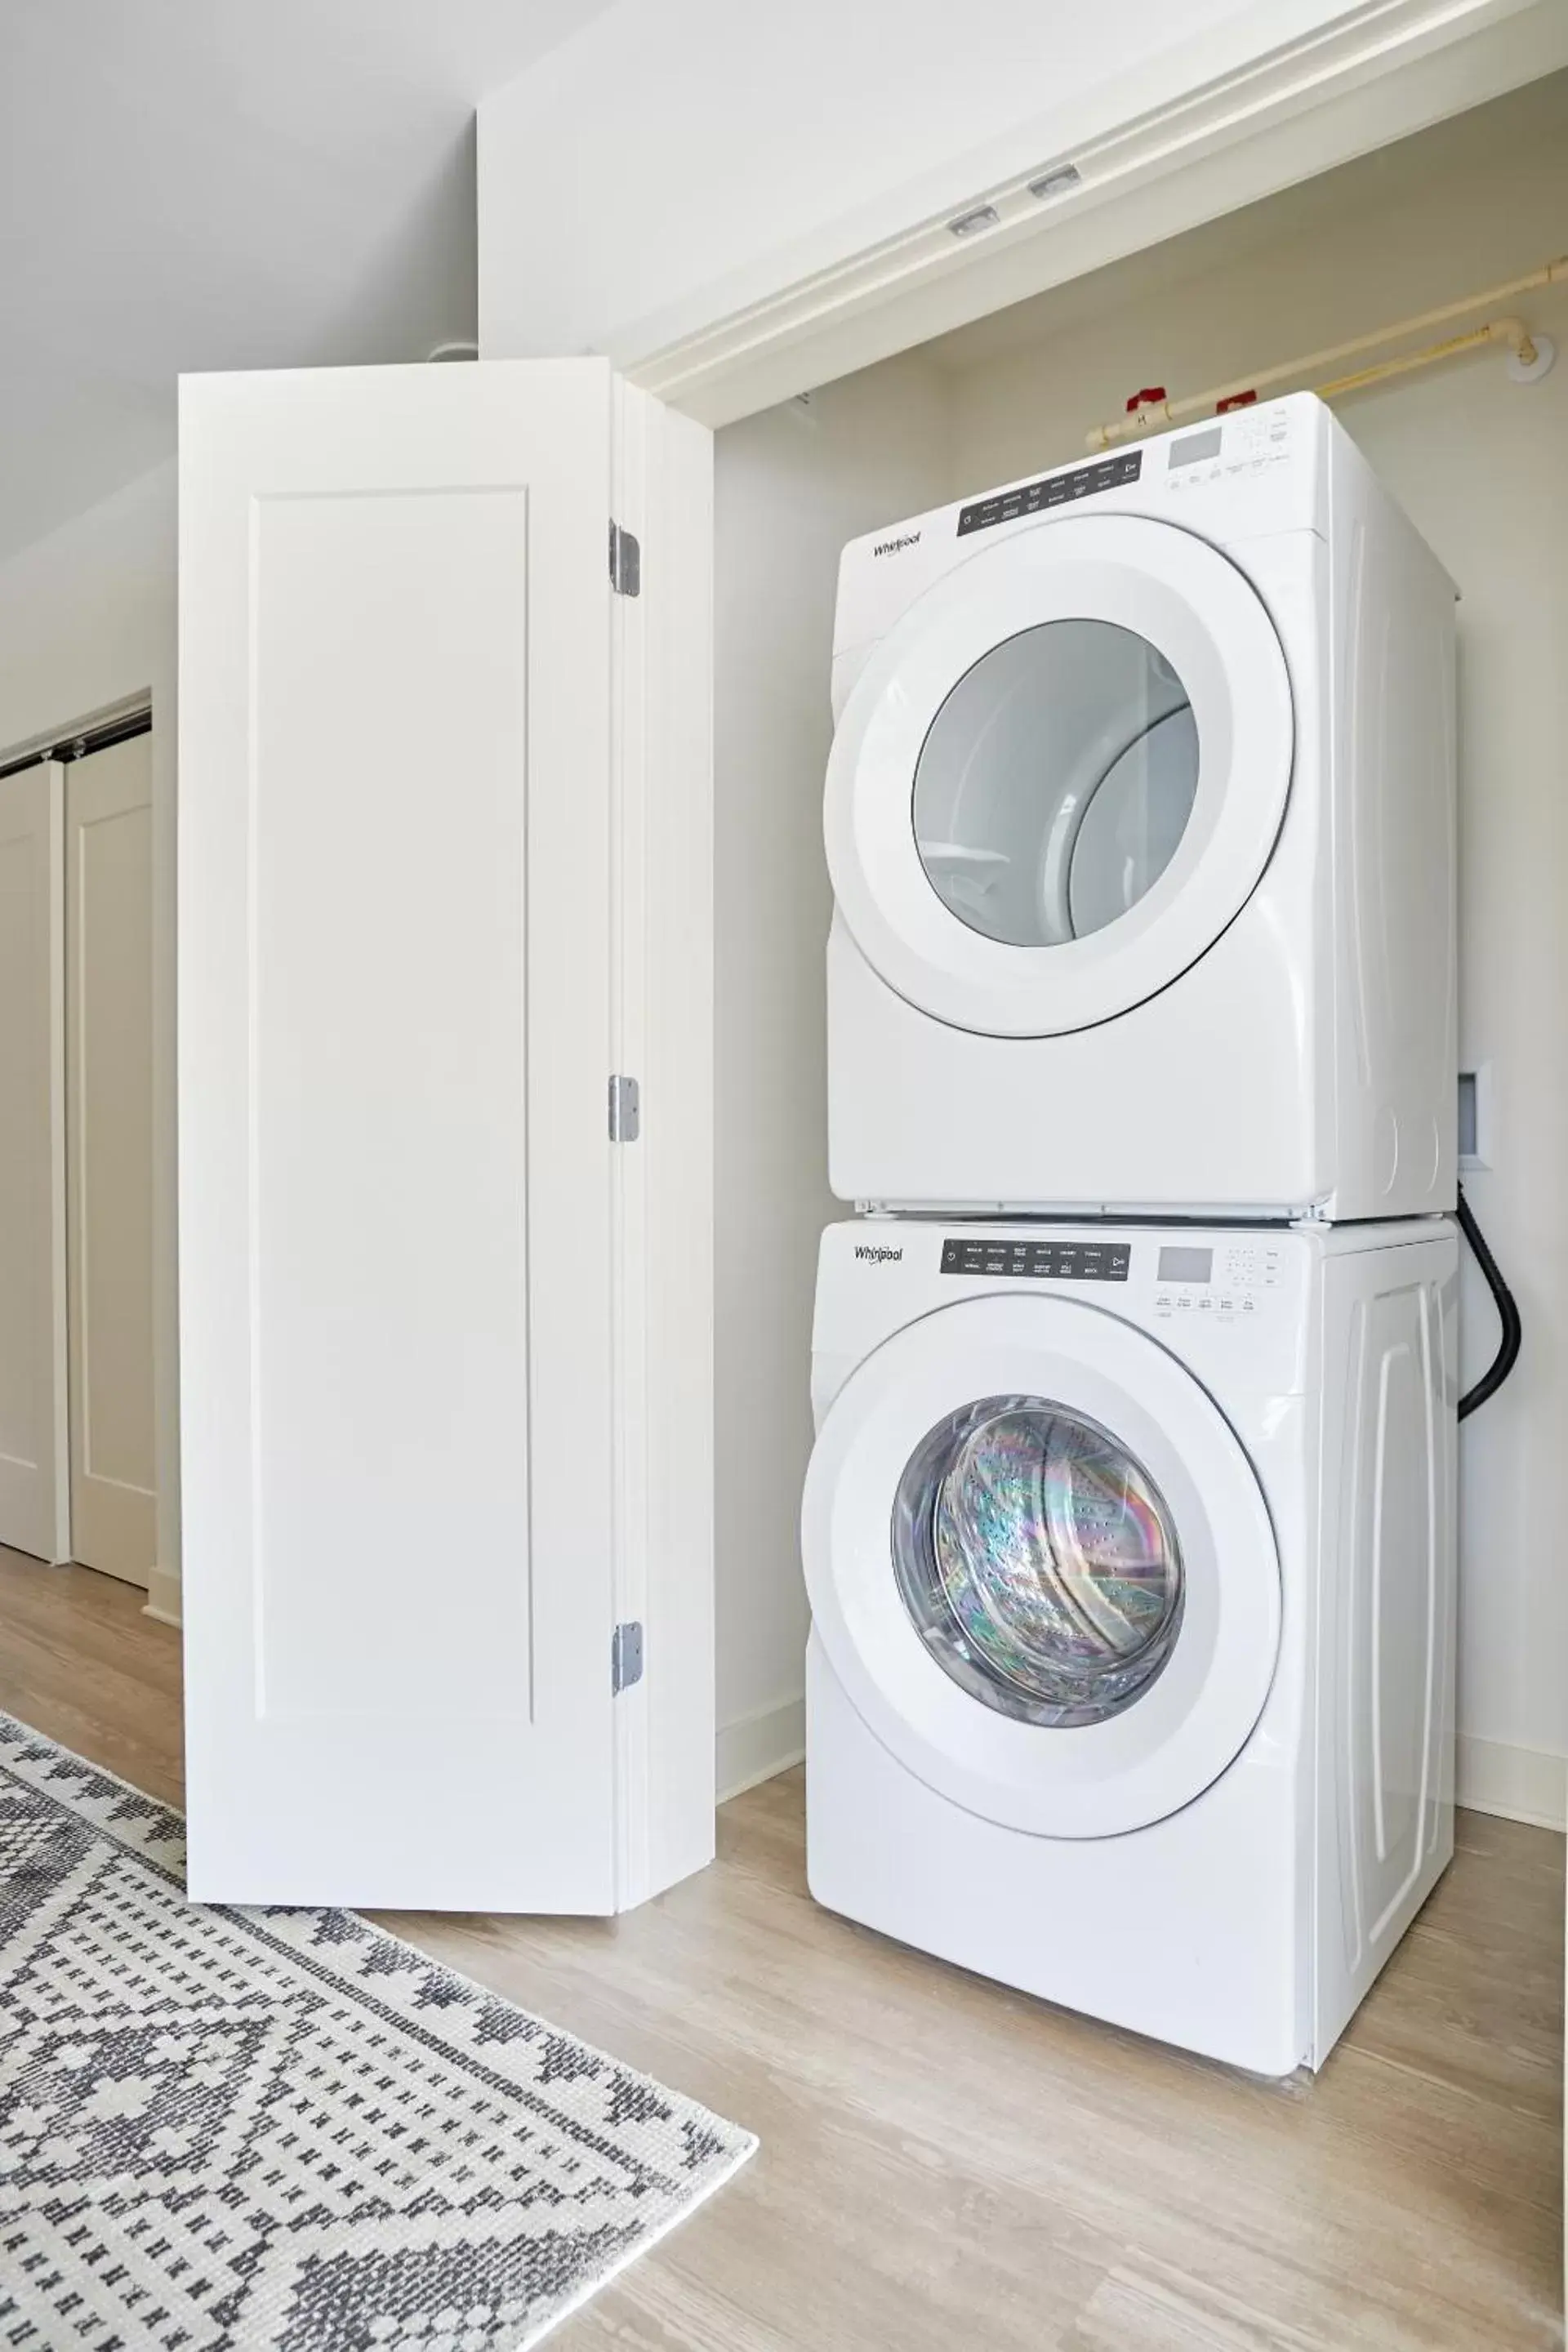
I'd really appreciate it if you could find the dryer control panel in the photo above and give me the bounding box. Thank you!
[956,451,1142,537]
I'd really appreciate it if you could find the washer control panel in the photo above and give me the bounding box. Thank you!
[942,1235,1130,1282]
[1152,1236,1283,1323]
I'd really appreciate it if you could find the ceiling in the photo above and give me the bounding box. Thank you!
[0,0,614,563]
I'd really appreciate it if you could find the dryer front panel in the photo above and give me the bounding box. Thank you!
[801,1292,1282,1838]
[823,514,1294,1038]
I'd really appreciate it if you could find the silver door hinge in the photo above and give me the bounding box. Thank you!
[609,520,641,597]
[612,1620,644,1694]
[608,1074,640,1142]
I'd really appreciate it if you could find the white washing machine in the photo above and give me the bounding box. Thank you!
[825,394,1457,1219]
[802,1216,1458,2075]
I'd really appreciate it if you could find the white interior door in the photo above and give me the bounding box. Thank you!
[66,734,156,1587]
[179,359,629,1909]
[0,762,67,1562]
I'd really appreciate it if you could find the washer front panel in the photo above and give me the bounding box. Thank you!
[823,512,1294,1038]
[801,1292,1281,1838]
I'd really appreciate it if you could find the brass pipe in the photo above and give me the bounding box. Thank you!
[1085,256,1568,448]
[1315,318,1535,403]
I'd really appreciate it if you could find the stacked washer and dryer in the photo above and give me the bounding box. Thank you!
[802,392,1460,2077]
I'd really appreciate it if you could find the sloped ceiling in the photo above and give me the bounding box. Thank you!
[0,0,613,561]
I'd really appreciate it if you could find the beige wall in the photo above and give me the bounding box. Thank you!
[929,74,1568,1824]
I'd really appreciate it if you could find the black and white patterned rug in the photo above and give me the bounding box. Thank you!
[0,1713,755,2350]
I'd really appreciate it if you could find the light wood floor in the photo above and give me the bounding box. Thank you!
[0,1547,1560,2350]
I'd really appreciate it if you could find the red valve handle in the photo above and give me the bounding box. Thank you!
[1125,385,1168,412]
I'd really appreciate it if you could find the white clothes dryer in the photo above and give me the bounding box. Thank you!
[825,394,1457,1218]
[802,1216,1459,2075]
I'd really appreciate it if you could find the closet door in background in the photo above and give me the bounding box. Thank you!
[0,761,67,1562]
[66,735,156,1586]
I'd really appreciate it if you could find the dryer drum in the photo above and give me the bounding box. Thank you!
[912,618,1200,951]
[891,1394,1186,1729]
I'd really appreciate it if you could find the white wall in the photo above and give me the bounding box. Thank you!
[930,75,1568,1827]
[712,359,951,1793]
[0,462,180,1625]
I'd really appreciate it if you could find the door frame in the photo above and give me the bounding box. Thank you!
[606,1,1568,425]
[64,729,158,1591]
[0,756,68,1565]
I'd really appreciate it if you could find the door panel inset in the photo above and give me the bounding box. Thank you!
[67,737,155,1587]
[0,764,66,1563]
[251,488,530,1722]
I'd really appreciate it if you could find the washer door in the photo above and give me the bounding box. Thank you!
[802,1294,1281,1838]
[824,514,1293,1037]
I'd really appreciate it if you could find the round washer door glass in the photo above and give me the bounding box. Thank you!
[893,1394,1183,1726]
[913,621,1199,949]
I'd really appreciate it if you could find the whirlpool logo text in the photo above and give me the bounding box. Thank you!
[853,1244,904,1265]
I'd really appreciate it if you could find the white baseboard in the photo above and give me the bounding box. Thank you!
[118,1610,1561,1835]
[1456,1733,1566,1832]
[716,1694,804,1803]
[142,1566,182,1631]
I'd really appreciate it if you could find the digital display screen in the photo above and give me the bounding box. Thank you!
[1158,1245,1214,1284]
[1169,426,1223,469]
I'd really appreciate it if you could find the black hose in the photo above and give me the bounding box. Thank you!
[1456,1183,1521,1421]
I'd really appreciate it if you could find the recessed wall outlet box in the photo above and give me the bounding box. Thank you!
[1458,1066,1492,1171]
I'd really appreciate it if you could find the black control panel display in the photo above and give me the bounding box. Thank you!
[941,1236,1131,1282]
[956,450,1142,537]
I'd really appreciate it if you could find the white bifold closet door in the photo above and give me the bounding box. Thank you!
[179,358,715,1914]
[65,734,157,1588]
[0,762,68,1564]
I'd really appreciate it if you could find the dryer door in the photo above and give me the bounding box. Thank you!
[802,1293,1281,1838]
[824,514,1293,1037]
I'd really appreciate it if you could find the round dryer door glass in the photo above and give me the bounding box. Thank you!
[892,1394,1183,1727]
[912,620,1200,948]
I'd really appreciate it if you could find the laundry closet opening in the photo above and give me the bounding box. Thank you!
[709,65,1568,1826]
